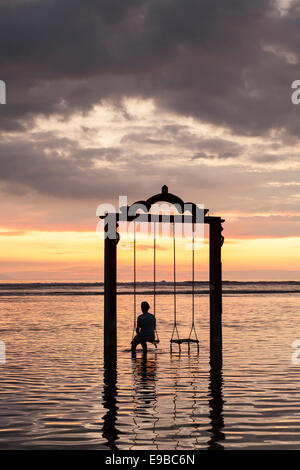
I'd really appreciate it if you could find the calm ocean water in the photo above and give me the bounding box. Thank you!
[0,282,300,449]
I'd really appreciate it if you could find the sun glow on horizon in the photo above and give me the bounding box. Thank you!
[0,226,299,282]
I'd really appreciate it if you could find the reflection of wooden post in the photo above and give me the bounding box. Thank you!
[209,219,223,369]
[104,233,117,367]
[208,365,224,449]
[102,362,119,449]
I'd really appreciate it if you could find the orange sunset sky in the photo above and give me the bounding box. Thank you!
[1,100,300,282]
[1,1,300,282]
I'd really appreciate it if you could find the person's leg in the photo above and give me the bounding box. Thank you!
[131,335,141,355]
[141,339,148,354]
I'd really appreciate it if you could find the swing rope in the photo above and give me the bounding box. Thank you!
[154,221,156,318]
[170,222,199,352]
[170,223,180,343]
[153,222,160,344]
[132,220,160,344]
[132,221,137,340]
[188,225,199,343]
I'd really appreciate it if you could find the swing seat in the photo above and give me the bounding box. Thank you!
[170,338,199,344]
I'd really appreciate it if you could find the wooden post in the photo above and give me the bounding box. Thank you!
[104,233,117,367]
[209,219,223,369]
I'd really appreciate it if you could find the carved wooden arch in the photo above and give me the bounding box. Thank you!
[120,185,209,221]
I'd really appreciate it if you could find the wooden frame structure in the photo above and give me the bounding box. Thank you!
[100,186,225,369]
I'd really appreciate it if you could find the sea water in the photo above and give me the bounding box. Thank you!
[0,282,299,449]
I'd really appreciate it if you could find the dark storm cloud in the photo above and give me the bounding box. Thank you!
[191,151,235,160]
[1,132,300,219]
[251,153,286,163]
[0,136,124,198]
[122,124,243,157]
[1,0,300,135]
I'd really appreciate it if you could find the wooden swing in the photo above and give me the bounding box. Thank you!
[132,221,160,347]
[170,223,199,353]
[132,219,199,353]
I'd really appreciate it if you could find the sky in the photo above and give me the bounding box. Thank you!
[0,0,300,281]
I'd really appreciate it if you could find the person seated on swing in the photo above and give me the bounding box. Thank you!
[131,301,156,355]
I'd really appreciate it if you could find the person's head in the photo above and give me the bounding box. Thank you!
[141,301,150,313]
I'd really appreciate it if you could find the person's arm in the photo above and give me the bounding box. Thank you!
[136,316,141,334]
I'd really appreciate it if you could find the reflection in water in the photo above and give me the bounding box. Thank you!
[170,353,185,450]
[101,352,225,450]
[102,361,120,450]
[170,352,225,449]
[131,353,159,449]
[188,355,201,449]
[0,292,299,449]
[207,366,225,450]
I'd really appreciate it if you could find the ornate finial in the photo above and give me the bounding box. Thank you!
[162,185,168,194]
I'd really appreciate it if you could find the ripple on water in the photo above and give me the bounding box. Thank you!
[0,293,299,449]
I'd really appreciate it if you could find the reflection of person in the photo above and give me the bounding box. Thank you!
[136,355,157,379]
[131,301,156,356]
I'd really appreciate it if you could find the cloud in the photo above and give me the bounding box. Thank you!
[0,0,300,240]
[1,0,300,136]
[1,0,300,282]
[0,136,130,198]
[0,230,28,237]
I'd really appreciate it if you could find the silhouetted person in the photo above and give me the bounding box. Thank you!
[131,301,156,356]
